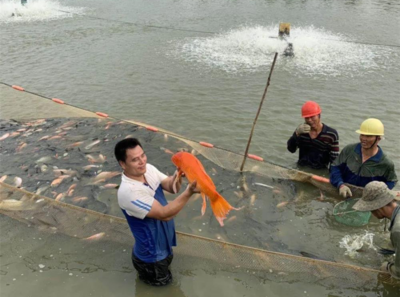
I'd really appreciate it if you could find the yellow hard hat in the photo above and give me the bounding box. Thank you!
[356,118,384,136]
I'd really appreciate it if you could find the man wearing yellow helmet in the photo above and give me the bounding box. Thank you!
[330,118,398,198]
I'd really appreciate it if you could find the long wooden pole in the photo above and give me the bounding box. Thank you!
[240,52,278,172]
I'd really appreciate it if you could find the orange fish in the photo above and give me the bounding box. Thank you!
[171,152,238,226]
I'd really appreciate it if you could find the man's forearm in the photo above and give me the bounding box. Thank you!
[159,190,192,221]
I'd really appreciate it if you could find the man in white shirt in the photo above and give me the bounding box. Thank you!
[114,138,198,286]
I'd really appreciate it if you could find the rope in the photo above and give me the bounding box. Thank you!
[0,81,268,162]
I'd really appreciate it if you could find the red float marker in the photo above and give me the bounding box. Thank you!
[247,154,263,162]
[199,141,214,148]
[12,85,24,91]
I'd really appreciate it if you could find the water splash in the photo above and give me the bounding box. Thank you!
[0,0,85,23]
[173,25,394,76]
[339,231,376,258]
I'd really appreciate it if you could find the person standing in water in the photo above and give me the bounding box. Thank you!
[287,101,339,169]
[330,118,397,198]
[114,138,198,286]
[352,181,400,279]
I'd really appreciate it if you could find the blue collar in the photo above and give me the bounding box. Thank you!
[354,143,383,162]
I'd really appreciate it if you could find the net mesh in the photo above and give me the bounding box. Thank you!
[1,181,398,290]
[333,198,372,227]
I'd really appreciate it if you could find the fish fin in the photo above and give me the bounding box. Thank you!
[201,193,207,216]
[209,192,239,227]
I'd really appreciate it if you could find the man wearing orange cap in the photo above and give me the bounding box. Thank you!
[287,101,339,169]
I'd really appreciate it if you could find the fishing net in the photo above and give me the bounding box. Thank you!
[0,82,364,197]
[333,198,372,227]
[1,83,400,294]
[1,181,399,291]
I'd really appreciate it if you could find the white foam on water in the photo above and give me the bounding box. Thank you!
[172,25,394,76]
[339,231,376,258]
[0,0,85,23]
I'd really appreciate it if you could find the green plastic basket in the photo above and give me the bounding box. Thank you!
[333,198,372,227]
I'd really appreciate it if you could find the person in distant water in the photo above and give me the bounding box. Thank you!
[330,118,397,198]
[114,138,198,286]
[287,101,339,169]
[353,181,400,279]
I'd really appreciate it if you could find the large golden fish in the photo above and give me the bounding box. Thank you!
[172,152,238,226]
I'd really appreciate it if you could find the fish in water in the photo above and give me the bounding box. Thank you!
[67,184,77,196]
[85,140,101,150]
[0,133,10,141]
[84,232,105,241]
[276,201,289,208]
[101,183,119,189]
[92,171,121,183]
[254,182,274,189]
[72,196,88,203]
[82,164,101,171]
[171,152,239,226]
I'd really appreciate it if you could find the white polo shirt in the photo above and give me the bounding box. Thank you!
[118,163,168,219]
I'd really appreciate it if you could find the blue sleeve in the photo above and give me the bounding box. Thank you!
[287,131,298,153]
[386,181,396,190]
[330,163,345,188]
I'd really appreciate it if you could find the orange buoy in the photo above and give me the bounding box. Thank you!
[312,175,330,183]
[248,154,263,161]
[199,141,214,148]
[95,112,108,118]
[146,126,159,132]
[12,85,24,91]
[52,98,65,104]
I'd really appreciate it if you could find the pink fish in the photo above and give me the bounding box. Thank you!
[85,140,101,150]
[55,193,65,202]
[93,171,120,183]
[16,142,27,152]
[0,133,10,141]
[84,232,105,241]
[102,183,119,189]
[67,184,77,196]
[67,141,83,148]
[72,196,88,203]
[39,135,50,141]
[51,175,70,187]
[277,201,289,208]
[10,132,20,137]
[48,135,62,140]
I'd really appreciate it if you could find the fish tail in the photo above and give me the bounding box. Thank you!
[209,192,238,227]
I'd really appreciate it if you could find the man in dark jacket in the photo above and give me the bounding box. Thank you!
[330,118,397,198]
[287,101,339,169]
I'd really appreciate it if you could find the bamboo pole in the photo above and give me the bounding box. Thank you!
[240,52,278,172]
